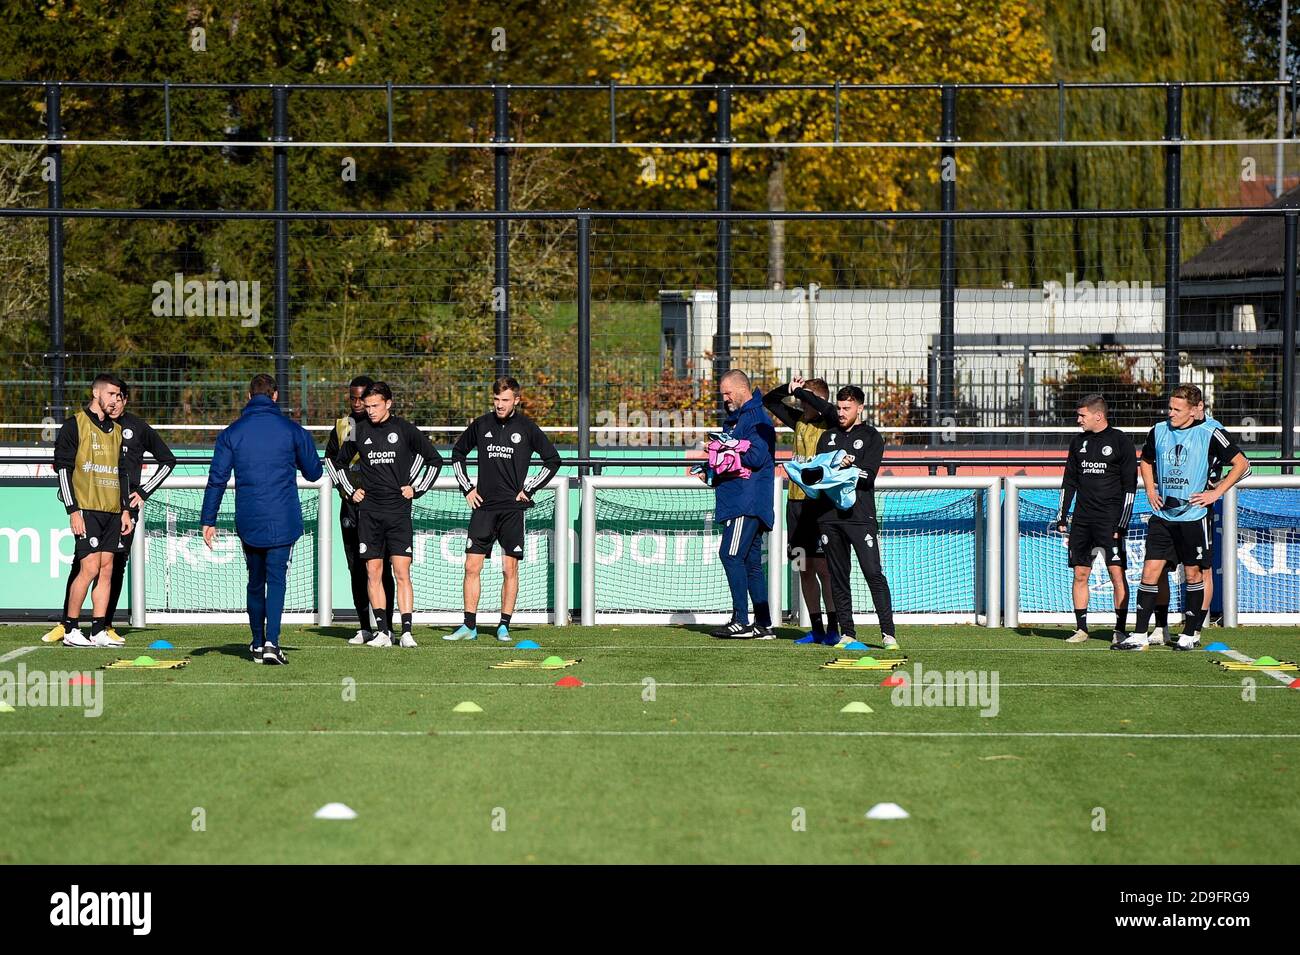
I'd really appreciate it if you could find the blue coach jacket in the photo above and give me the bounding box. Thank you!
[200,394,324,548]
[713,389,776,528]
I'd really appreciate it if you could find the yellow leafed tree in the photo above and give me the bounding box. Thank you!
[593,0,1052,285]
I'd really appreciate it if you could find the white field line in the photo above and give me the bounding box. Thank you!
[0,646,40,663]
[0,729,1297,740]
[93,680,1294,690]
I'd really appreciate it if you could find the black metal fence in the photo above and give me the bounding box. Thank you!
[1,79,1298,455]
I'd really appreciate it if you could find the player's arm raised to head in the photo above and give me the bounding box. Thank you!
[793,386,837,424]
[762,384,799,430]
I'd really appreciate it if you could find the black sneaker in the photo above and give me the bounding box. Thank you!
[249,642,264,662]
[711,622,756,639]
[752,625,776,640]
[261,644,287,665]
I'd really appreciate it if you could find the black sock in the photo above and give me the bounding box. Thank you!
[400,613,412,634]
[754,601,771,628]
[1073,608,1088,633]
[90,616,107,636]
[465,611,477,630]
[373,607,388,634]
[1114,603,1129,635]
[1184,582,1205,635]
[1135,585,1157,634]
[500,612,512,628]
[827,612,840,633]
[63,615,78,631]
[1155,603,1169,630]
[809,612,824,635]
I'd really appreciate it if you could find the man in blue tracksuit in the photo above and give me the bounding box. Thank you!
[705,370,776,639]
[201,374,324,664]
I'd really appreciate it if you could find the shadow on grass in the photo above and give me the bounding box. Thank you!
[1013,626,1079,642]
[307,626,364,642]
[675,623,803,643]
[190,643,258,660]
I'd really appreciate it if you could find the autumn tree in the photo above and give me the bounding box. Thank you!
[592,0,1052,286]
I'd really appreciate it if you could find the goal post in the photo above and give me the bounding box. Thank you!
[579,474,1000,627]
[579,475,785,626]
[132,475,333,625]
[1221,475,1300,627]
[1005,474,1300,628]
[1004,474,1170,628]
[129,474,570,626]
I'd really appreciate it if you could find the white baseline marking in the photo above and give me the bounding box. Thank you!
[95,680,1293,690]
[2,738,1300,743]
[14,643,1275,654]
[0,646,39,664]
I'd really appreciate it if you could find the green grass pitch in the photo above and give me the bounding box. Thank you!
[1,623,1297,864]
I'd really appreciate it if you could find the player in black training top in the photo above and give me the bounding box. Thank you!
[326,382,443,648]
[447,376,561,642]
[106,384,177,639]
[45,380,176,646]
[1055,394,1137,645]
[764,375,841,645]
[798,384,897,650]
[325,375,395,644]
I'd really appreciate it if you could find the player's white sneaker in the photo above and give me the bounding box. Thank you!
[366,631,393,647]
[62,628,95,647]
[1148,627,1166,646]
[1173,634,1198,651]
[399,631,418,648]
[349,629,371,645]
[1065,629,1090,644]
[1110,633,1148,651]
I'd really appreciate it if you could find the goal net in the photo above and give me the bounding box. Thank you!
[1008,476,1208,625]
[1227,478,1300,624]
[579,476,999,625]
[136,477,568,624]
